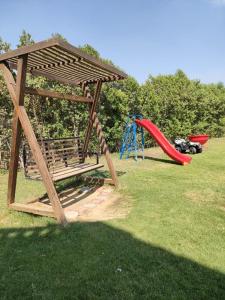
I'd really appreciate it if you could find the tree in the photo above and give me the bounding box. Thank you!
[17,30,34,48]
[79,44,100,58]
[1,31,225,162]
[51,33,68,42]
[0,37,10,54]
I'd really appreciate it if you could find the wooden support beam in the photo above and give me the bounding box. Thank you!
[82,81,102,158]
[25,87,93,103]
[93,113,119,187]
[7,111,22,205]
[7,55,27,206]
[9,203,54,218]
[81,81,118,187]
[0,62,67,224]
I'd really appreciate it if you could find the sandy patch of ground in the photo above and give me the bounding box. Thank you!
[35,183,130,222]
[63,185,130,222]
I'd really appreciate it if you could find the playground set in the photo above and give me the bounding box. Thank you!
[0,38,210,224]
[0,38,127,224]
[120,115,208,164]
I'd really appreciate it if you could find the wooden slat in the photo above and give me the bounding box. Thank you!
[0,39,60,62]
[25,163,104,182]
[80,75,118,85]
[0,38,127,78]
[32,68,81,82]
[0,38,127,85]
[47,47,113,78]
[53,163,104,182]
[33,65,108,85]
[30,68,80,86]
[23,136,86,180]
[28,54,89,79]
[48,161,84,172]
[9,59,116,85]
[44,148,80,156]
[35,48,96,77]
[9,203,54,218]
[50,162,92,176]
[33,64,95,81]
[29,52,55,66]
[25,87,93,103]
[55,40,127,78]
[40,137,80,142]
[8,61,76,85]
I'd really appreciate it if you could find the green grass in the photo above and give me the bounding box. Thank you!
[0,138,225,299]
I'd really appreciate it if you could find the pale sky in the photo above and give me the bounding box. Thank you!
[0,0,224,84]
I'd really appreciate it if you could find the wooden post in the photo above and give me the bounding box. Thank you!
[0,62,67,224]
[7,55,27,205]
[81,81,118,187]
[92,113,119,187]
[81,81,102,159]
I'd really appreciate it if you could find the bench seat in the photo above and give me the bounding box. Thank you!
[23,137,103,182]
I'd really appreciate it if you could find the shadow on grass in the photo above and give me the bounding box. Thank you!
[27,169,126,209]
[143,156,180,165]
[90,169,126,178]
[0,223,224,299]
[131,155,179,165]
[55,170,126,192]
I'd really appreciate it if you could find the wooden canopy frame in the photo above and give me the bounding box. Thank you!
[0,38,127,224]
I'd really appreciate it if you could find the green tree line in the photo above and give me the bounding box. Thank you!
[0,31,225,154]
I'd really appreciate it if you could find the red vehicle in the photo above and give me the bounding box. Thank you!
[188,135,209,145]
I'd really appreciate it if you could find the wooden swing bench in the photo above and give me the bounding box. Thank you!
[0,37,127,224]
[23,137,104,182]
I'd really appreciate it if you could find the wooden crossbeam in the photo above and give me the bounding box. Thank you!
[9,203,54,218]
[25,87,93,103]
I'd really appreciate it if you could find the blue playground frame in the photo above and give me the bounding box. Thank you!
[120,114,145,160]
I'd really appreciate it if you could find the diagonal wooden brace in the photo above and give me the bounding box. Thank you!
[0,61,67,224]
[81,82,118,187]
[92,112,119,187]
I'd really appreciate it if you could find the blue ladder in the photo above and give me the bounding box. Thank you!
[120,115,145,160]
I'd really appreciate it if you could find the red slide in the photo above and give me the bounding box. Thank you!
[135,119,192,165]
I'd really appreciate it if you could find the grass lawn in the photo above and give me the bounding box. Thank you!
[0,138,225,299]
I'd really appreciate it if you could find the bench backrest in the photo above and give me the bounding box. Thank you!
[23,137,84,179]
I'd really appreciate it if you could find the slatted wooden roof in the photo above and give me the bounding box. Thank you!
[0,38,127,85]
